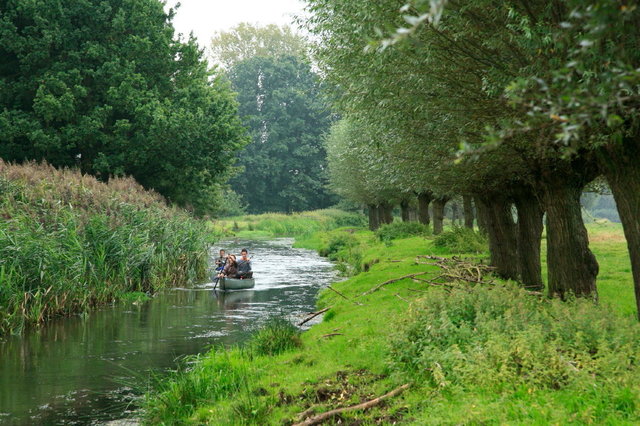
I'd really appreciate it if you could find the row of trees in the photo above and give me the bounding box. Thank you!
[0,0,248,215]
[305,0,640,318]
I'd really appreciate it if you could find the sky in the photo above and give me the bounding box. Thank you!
[165,0,306,49]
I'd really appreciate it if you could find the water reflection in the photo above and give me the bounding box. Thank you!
[0,238,335,425]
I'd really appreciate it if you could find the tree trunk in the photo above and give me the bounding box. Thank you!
[513,190,544,291]
[451,202,459,227]
[417,191,432,225]
[368,204,380,231]
[599,139,640,319]
[432,197,449,235]
[541,166,599,299]
[474,196,487,234]
[477,195,519,280]
[380,202,394,225]
[400,200,411,222]
[408,205,418,222]
[463,195,474,229]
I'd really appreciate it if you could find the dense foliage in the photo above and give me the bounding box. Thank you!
[305,0,640,318]
[391,284,640,422]
[0,161,211,335]
[213,24,335,213]
[0,0,247,215]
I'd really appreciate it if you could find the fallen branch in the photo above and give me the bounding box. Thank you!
[395,293,411,303]
[327,286,363,306]
[296,406,320,422]
[298,307,331,326]
[293,384,410,426]
[360,272,429,297]
[320,333,343,338]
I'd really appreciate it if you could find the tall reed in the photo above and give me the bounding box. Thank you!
[0,161,211,335]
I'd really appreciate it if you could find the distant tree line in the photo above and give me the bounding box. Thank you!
[305,0,640,318]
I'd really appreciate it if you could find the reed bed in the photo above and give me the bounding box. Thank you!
[0,161,211,335]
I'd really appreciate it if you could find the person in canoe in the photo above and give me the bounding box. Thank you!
[215,249,227,273]
[236,249,253,279]
[217,254,238,279]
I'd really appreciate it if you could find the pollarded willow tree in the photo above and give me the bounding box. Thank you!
[304,0,542,281]
[497,1,640,318]
[303,0,625,300]
[325,118,406,230]
[0,0,247,215]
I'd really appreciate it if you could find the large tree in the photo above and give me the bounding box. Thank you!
[213,24,334,213]
[210,23,307,69]
[0,0,247,215]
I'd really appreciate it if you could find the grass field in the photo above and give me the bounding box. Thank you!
[143,218,640,424]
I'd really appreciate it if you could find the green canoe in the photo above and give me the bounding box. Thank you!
[218,277,255,291]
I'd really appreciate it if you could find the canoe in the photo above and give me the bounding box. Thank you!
[218,277,255,291]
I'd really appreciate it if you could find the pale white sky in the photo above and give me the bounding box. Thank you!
[165,0,306,49]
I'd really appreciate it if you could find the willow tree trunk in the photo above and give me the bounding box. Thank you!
[432,197,449,235]
[417,192,432,225]
[477,195,519,280]
[451,203,459,226]
[541,167,599,299]
[474,196,487,234]
[368,204,380,231]
[380,202,394,225]
[408,205,418,222]
[463,195,474,229]
[400,200,411,222]
[514,191,544,291]
[599,139,640,319]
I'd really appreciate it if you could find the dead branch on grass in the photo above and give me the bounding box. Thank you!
[293,384,410,426]
[298,307,331,326]
[327,286,364,306]
[360,272,430,296]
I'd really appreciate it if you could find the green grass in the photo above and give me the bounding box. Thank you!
[0,161,213,335]
[143,220,640,425]
[210,209,367,240]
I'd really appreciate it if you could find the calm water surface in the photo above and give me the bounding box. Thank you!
[0,239,335,425]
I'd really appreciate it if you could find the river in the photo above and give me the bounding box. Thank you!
[0,238,335,425]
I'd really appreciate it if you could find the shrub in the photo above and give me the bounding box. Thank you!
[434,226,487,253]
[144,349,252,423]
[319,233,359,260]
[376,222,431,242]
[389,284,640,421]
[248,317,302,356]
[317,231,363,275]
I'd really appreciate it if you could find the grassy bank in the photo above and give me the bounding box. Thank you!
[143,220,639,424]
[211,209,367,239]
[0,161,212,335]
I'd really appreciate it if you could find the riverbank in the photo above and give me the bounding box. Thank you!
[0,161,213,335]
[210,209,367,240]
[143,220,640,424]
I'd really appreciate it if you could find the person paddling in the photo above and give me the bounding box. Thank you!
[215,249,227,272]
[218,254,238,279]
